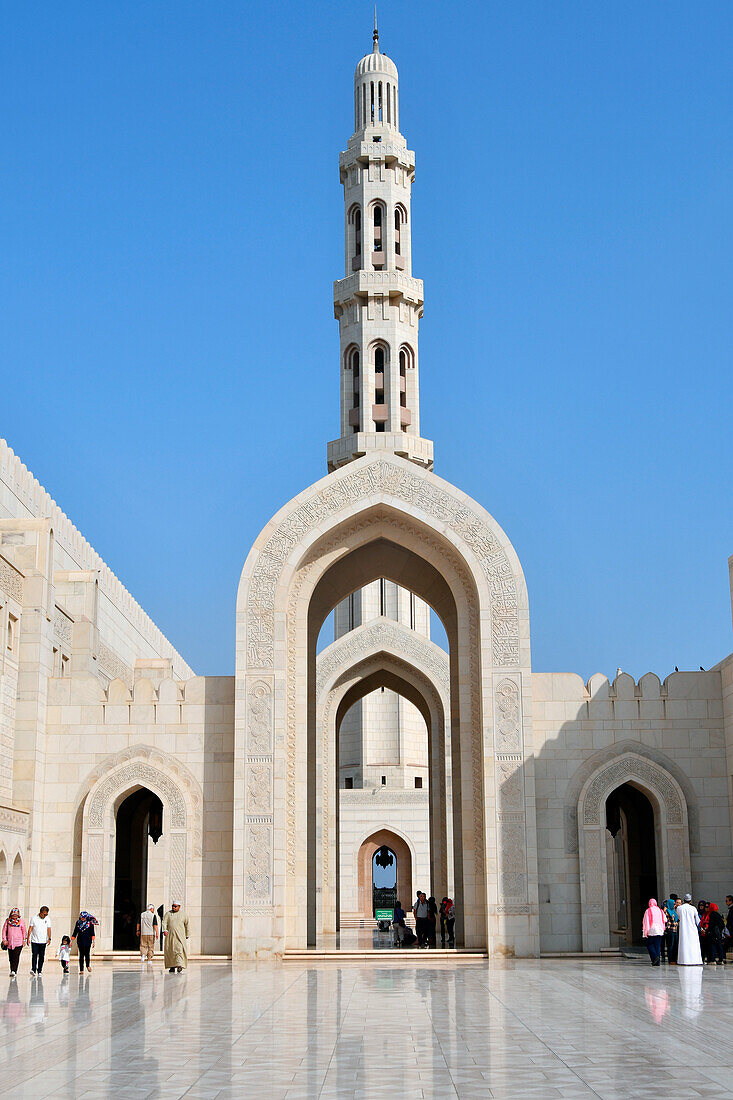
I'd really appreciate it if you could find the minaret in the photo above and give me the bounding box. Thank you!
[327,22,433,472]
[332,28,431,796]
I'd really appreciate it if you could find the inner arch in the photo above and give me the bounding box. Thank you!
[303,528,481,947]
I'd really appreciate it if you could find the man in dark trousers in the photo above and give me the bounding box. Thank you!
[413,892,430,948]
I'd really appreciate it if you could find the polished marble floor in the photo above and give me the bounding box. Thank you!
[1,957,731,1098]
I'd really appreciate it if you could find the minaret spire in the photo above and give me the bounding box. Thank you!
[326,36,434,472]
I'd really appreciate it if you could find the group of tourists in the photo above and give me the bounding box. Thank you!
[1,902,189,976]
[391,893,456,948]
[642,893,733,967]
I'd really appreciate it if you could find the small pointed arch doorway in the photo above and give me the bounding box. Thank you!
[112,787,164,949]
[78,748,203,951]
[578,751,691,952]
[605,783,657,946]
[357,829,413,921]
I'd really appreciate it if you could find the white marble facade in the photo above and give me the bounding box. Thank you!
[2,31,732,959]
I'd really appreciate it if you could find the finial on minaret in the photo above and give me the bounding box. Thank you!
[373,6,379,52]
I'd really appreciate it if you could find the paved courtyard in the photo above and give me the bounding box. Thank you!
[0,958,731,1098]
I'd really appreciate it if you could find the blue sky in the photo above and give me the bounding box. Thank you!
[4,2,732,679]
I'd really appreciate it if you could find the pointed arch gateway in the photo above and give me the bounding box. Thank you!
[316,617,452,935]
[77,746,204,952]
[235,452,536,956]
[577,750,691,952]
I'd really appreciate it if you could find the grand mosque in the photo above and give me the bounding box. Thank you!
[1,29,732,958]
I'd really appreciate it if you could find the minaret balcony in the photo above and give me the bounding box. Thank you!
[340,142,414,173]
[400,408,412,428]
[334,271,423,309]
[372,403,388,423]
[327,431,434,472]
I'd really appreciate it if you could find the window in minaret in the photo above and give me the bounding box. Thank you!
[386,84,391,125]
[362,84,367,128]
[394,208,401,255]
[370,81,375,124]
[349,205,362,270]
[378,82,383,122]
[373,205,382,252]
[374,346,385,402]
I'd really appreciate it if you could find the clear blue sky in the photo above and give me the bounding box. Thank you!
[5,2,732,679]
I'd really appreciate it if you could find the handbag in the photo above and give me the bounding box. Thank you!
[1,941,7,951]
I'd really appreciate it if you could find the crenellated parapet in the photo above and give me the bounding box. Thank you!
[533,667,722,722]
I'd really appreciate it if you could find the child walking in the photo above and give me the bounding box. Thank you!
[56,935,71,973]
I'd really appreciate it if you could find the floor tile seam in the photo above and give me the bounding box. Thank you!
[315,975,377,1100]
[471,978,605,1099]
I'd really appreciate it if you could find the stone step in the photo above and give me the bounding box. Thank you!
[89,952,231,962]
[283,949,487,962]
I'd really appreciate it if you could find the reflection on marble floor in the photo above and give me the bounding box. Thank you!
[0,959,731,1098]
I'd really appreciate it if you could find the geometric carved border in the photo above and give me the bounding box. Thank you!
[247,455,520,670]
[80,744,204,857]
[88,762,187,829]
[583,753,683,826]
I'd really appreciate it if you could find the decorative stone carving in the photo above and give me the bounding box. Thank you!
[316,618,449,697]
[88,762,187,830]
[97,643,132,686]
[79,745,204,857]
[86,833,103,912]
[583,755,683,826]
[247,457,519,670]
[0,556,23,603]
[496,757,524,811]
[169,833,187,904]
[53,607,73,645]
[582,830,604,913]
[0,806,29,835]
[339,788,430,805]
[499,822,527,899]
[246,764,272,814]
[247,680,273,753]
[245,823,272,900]
[495,679,521,752]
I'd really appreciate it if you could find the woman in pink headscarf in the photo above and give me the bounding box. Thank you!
[642,898,666,966]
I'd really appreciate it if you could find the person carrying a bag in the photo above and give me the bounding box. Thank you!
[1,909,26,979]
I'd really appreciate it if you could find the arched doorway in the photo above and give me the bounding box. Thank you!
[372,845,397,914]
[113,787,164,949]
[236,454,535,957]
[317,616,451,932]
[357,830,413,919]
[578,751,690,952]
[78,747,203,951]
[605,783,657,946]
